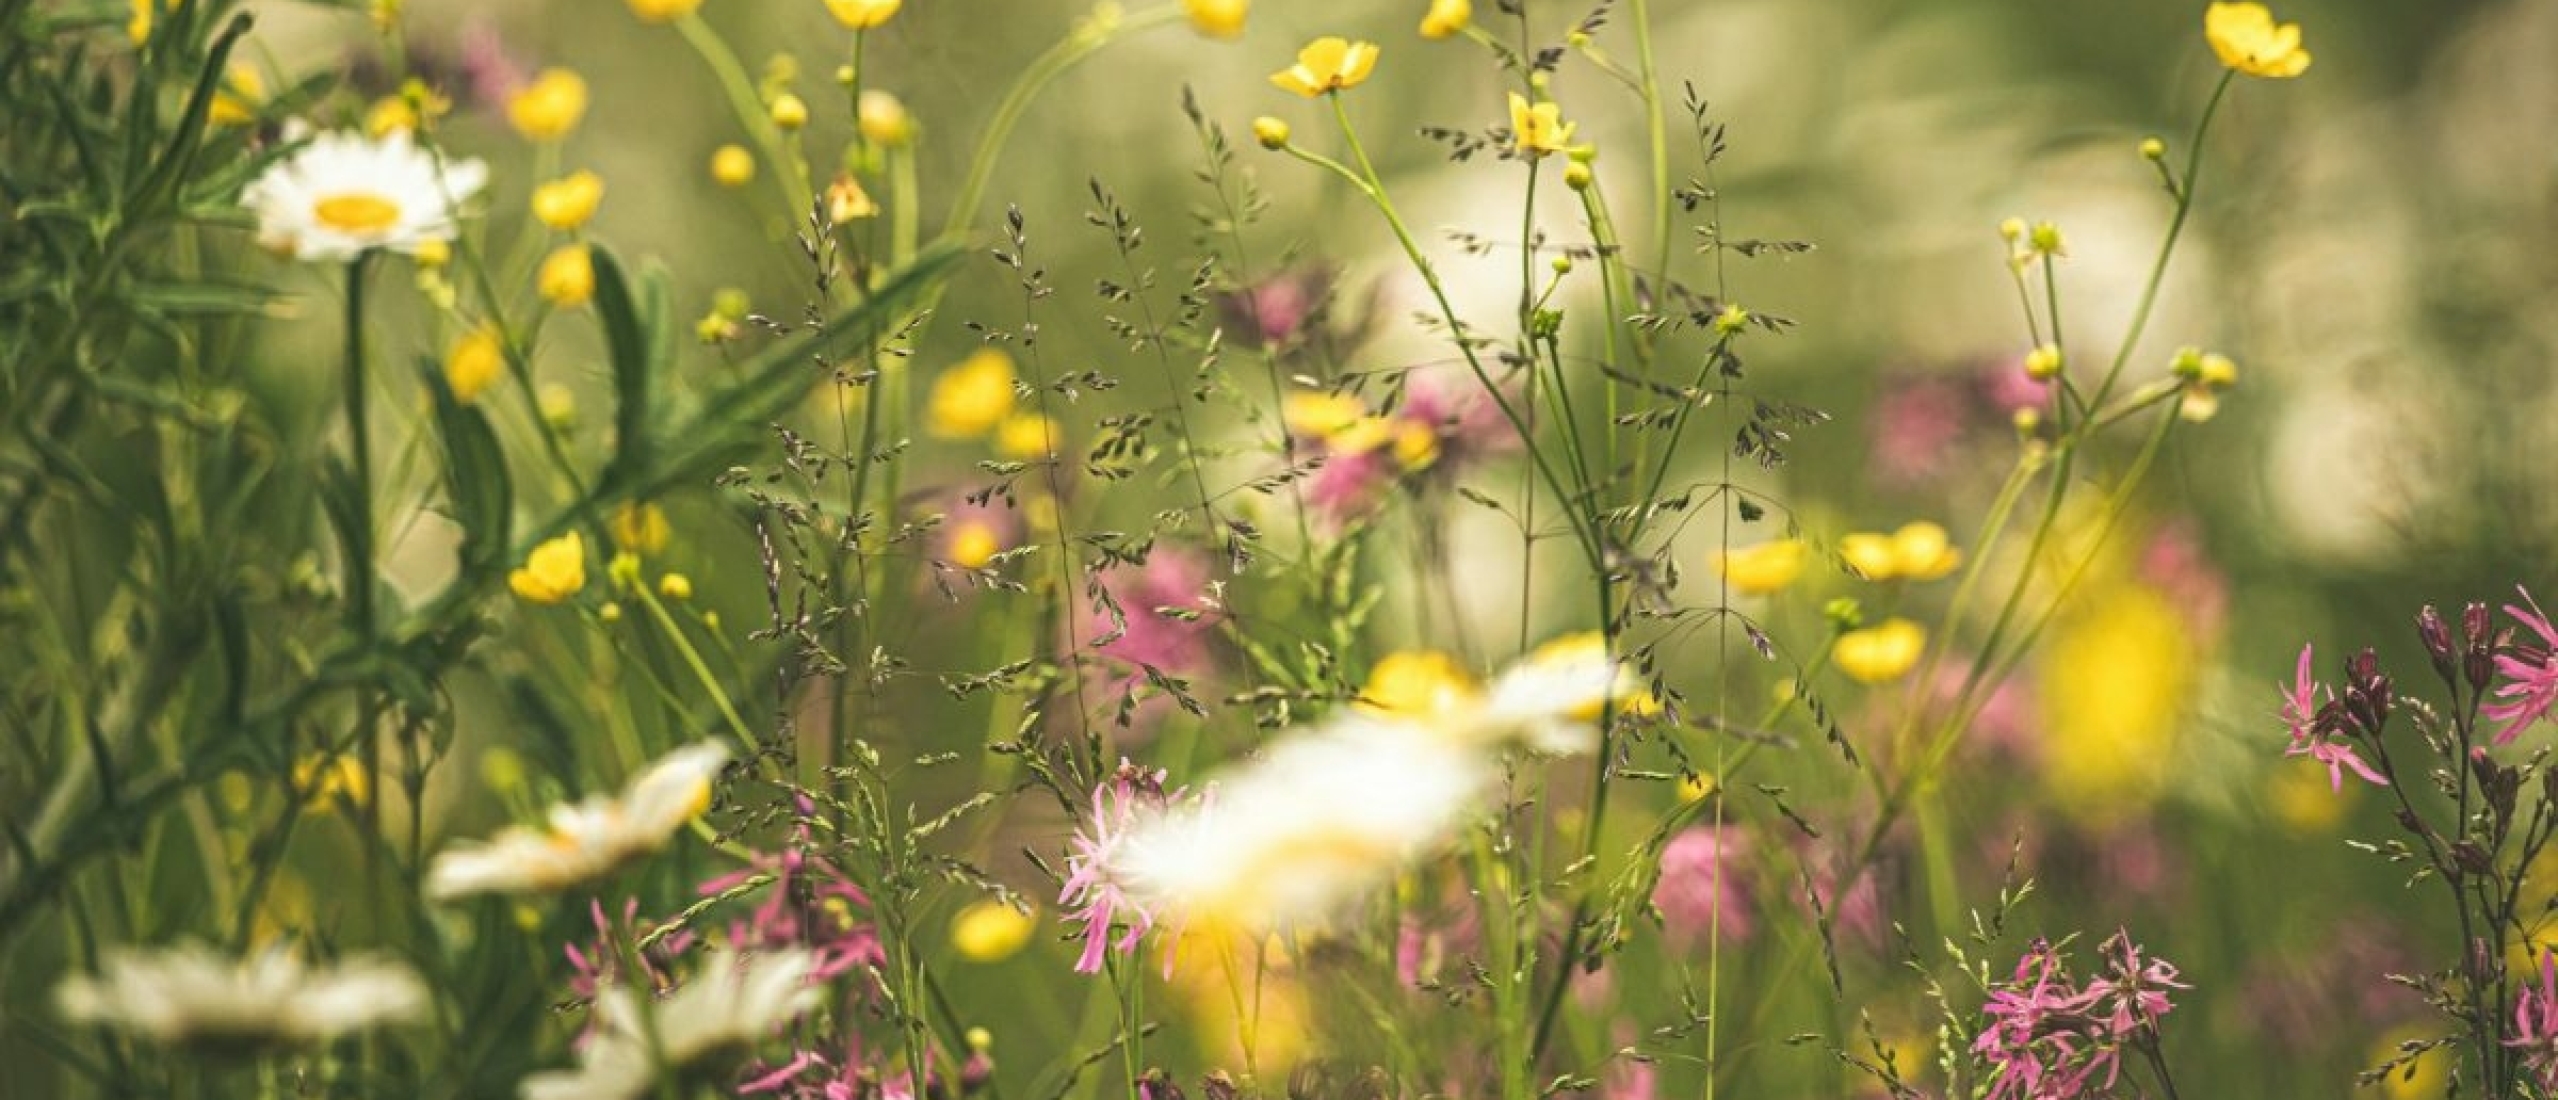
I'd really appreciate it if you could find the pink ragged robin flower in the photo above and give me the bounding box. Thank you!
[2083,930,2188,1040]
[2510,952,2558,1092]
[2280,643,2386,791]
[562,897,694,1005]
[697,828,882,985]
[1974,940,2110,1100]
[1059,761,1176,975]
[2486,587,2558,745]
[1653,827,1753,947]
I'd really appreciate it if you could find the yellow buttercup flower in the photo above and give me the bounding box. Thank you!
[825,176,879,223]
[2038,582,2193,825]
[1715,539,1806,596]
[824,0,900,30]
[858,91,915,148]
[994,413,1061,460]
[1358,650,1482,720]
[538,245,594,307]
[1184,0,1246,39]
[1419,0,1470,39]
[1833,619,1925,684]
[611,502,671,555]
[624,0,701,23]
[209,65,265,127]
[507,69,588,142]
[1840,521,1962,583]
[947,520,1003,570]
[951,900,1035,962]
[444,325,506,404]
[927,349,1018,439]
[710,145,756,188]
[509,532,587,603]
[2204,2,2310,79]
[531,170,605,232]
[1283,392,1367,439]
[657,573,693,601]
[1270,37,1379,98]
[1507,93,1576,158]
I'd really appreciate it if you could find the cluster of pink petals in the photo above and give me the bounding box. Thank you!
[2279,643,2387,791]
[1059,762,1178,975]
[2510,953,2558,1092]
[2487,588,2558,745]
[699,826,883,985]
[1974,932,2185,1100]
[1079,548,1223,732]
[562,897,695,1005]
[1653,827,1753,947]
[1298,370,1519,526]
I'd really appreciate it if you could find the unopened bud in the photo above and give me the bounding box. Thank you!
[2139,136,2166,161]
[1252,116,1290,150]
[2024,344,2063,381]
[2419,605,2457,682]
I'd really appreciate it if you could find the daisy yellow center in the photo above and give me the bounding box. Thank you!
[313,192,403,233]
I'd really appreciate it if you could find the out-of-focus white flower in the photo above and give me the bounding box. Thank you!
[428,742,729,900]
[520,949,819,1100]
[242,127,487,262]
[1115,718,1498,932]
[1475,631,1651,753]
[55,943,428,1053]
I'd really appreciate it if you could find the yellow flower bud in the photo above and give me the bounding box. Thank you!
[444,325,507,404]
[768,93,810,132]
[599,601,624,623]
[538,384,578,430]
[365,96,419,138]
[624,0,701,23]
[1551,255,1574,274]
[2029,220,2066,256]
[2024,343,2063,381]
[710,145,756,187]
[2139,136,2166,161]
[1563,160,1593,190]
[412,238,450,268]
[1419,0,1471,39]
[508,69,588,142]
[1252,116,1291,150]
[951,900,1035,962]
[509,531,588,603]
[1997,216,2026,242]
[1713,304,1750,336]
[2198,352,2238,388]
[658,573,694,601]
[858,90,915,147]
[538,244,595,308]
[1183,0,1246,39]
[531,170,605,232]
[824,0,900,29]
[1834,618,1926,684]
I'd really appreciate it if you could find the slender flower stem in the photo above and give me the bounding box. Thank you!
[677,12,815,228]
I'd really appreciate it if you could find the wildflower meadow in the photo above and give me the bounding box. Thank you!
[7,0,2557,1097]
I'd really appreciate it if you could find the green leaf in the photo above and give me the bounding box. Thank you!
[422,357,513,587]
[589,245,657,494]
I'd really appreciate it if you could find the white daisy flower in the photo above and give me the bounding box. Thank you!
[520,948,819,1100]
[55,942,428,1054]
[241,127,487,262]
[428,741,730,901]
[1115,717,1497,931]
[1475,631,1651,753]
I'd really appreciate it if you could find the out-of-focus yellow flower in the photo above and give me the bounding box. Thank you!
[710,145,756,187]
[1184,0,1246,39]
[994,413,1061,460]
[1507,93,1576,158]
[947,520,1003,570]
[1270,37,1379,98]
[1419,0,1470,39]
[412,238,450,269]
[2205,2,2310,79]
[508,69,588,142]
[538,383,578,430]
[1714,539,1806,596]
[825,175,879,222]
[209,65,264,127]
[509,532,587,603]
[1391,421,1440,470]
[2368,1024,2447,1100]
[950,900,1034,962]
[444,325,506,404]
[2038,583,2192,824]
[479,745,527,793]
[657,573,694,601]
[531,170,605,232]
[858,91,915,147]
[625,0,701,23]
[1252,116,1290,149]
[365,96,420,138]
[2268,760,2350,833]
[1834,619,1925,684]
[293,753,369,811]
[538,244,595,307]
[1677,771,1717,802]
[1358,650,1482,720]
[1840,521,1962,583]
[611,502,671,555]
[768,93,810,132]
[825,0,900,30]
[128,0,166,45]
[927,349,1018,439]
[2176,349,2239,423]
[1284,392,1368,439]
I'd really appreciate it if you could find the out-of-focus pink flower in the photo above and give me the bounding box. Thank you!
[1287,369,1519,527]
[1654,827,1752,947]
[1799,847,1883,948]
[1603,1056,1657,1100]
[562,897,694,1005]
[1059,762,1175,975]
[699,833,882,985]
[2487,587,2558,745]
[1869,374,1972,487]
[2280,644,2387,790]
[457,18,531,109]
[1982,356,2050,417]
[2510,953,2558,1092]
[2137,523,2228,638]
[1079,547,1223,730]
[1395,903,1479,989]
